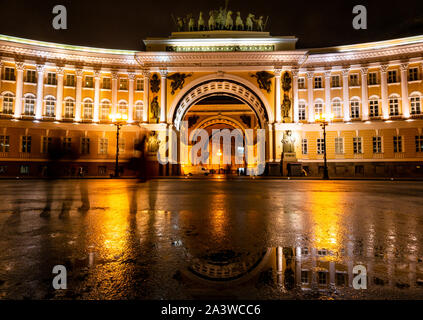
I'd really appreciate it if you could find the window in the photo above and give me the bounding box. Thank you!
[298,77,305,89]
[20,165,29,175]
[373,136,382,153]
[368,72,377,85]
[62,137,72,153]
[23,94,35,115]
[301,139,308,155]
[0,166,7,174]
[134,102,143,120]
[332,99,342,118]
[136,78,144,91]
[46,73,57,85]
[317,248,327,256]
[393,136,403,153]
[21,136,31,153]
[26,70,36,83]
[331,75,340,87]
[388,70,397,83]
[84,76,93,88]
[369,99,379,117]
[98,166,107,176]
[314,102,323,118]
[353,137,362,154]
[99,138,108,155]
[350,99,360,119]
[389,98,400,116]
[4,67,15,81]
[416,136,423,153]
[119,78,128,90]
[301,271,309,284]
[317,138,325,155]
[83,99,93,119]
[64,98,75,118]
[118,101,127,115]
[301,247,309,255]
[81,138,90,154]
[350,74,359,86]
[336,273,347,286]
[2,93,14,114]
[102,77,111,89]
[410,96,421,115]
[298,103,306,121]
[335,137,344,154]
[0,135,10,152]
[314,77,322,89]
[408,68,419,81]
[45,97,56,117]
[42,137,52,154]
[66,74,75,87]
[100,100,111,120]
[318,272,328,285]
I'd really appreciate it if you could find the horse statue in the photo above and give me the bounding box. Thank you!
[198,12,205,31]
[188,16,196,31]
[208,10,216,30]
[235,12,244,30]
[216,7,225,30]
[256,16,264,31]
[225,11,233,30]
[176,17,184,32]
[246,13,255,31]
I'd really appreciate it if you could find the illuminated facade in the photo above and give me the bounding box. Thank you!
[1,30,423,177]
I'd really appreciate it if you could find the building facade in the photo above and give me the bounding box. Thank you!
[1,30,423,177]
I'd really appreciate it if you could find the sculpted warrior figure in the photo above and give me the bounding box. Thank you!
[198,12,205,31]
[256,16,264,31]
[150,96,160,123]
[208,10,216,30]
[188,15,195,31]
[216,7,225,29]
[176,17,184,31]
[147,132,160,153]
[282,93,291,120]
[246,14,255,31]
[225,11,233,30]
[282,130,296,153]
[235,12,244,30]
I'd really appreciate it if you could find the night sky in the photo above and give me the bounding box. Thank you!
[1,0,423,50]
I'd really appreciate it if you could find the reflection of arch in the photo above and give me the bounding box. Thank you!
[169,74,272,130]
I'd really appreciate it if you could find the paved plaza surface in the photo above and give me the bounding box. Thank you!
[1,179,423,299]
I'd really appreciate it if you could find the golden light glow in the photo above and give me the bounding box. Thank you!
[315,113,334,122]
[216,150,222,157]
[109,113,128,122]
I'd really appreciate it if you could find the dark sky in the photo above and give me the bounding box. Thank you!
[1,0,423,50]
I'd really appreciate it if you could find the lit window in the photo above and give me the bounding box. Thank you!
[2,93,14,114]
[298,78,305,89]
[369,99,379,117]
[298,103,306,121]
[353,137,362,154]
[317,138,325,155]
[415,136,423,153]
[314,102,323,118]
[118,101,127,115]
[85,76,93,88]
[100,101,111,120]
[350,100,360,119]
[410,96,421,115]
[0,135,10,152]
[134,102,143,120]
[389,98,400,116]
[332,99,342,118]
[119,78,128,90]
[21,136,31,153]
[373,136,382,153]
[46,73,57,85]
[64,98,75,118]
[83,99,93,120]
[301,139,308,155]
[23,94,35,115]
[45,97,56,117]
[393,136,403,153]
[335,137,344,154]
[99,138,108,155]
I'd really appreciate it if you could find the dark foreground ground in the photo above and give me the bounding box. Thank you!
[1,179,423,300]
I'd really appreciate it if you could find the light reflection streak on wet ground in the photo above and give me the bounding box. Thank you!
[0,179,423,299]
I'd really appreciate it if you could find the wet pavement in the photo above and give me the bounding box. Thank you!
[1,178,423,300]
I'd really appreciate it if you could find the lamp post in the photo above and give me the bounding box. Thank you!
[315,113,333,180]
[109,112,128,178]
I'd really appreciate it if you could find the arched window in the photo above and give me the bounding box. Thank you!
[332,98,342,118]
[118,101,127,115]
[410,95,421,115]
[389,96,400,116]
[100,100,111,120]
[298,101,306,121]
[45,96,56,117]
[2,93,14,114]
[64,98,75,119]
[134,101,143,120]
[369,97,380,117]
[23,94,36,116]
[314,100,323,118]
[83,98,93,120]
[350,98,360,119]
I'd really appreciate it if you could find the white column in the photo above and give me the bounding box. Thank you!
[159,69,167,123]
[324,70,331,117]
[274,68,282,123]
[380,64,389,119]
[142,69,150,123]
[306,71,314,122]
[55,66,64,121]
[74,68,83,122]
[360,67,369,120]
[400,63,410,118]
[268,123,274,162]
[14,62,25,118]
[342,68,350,121]
[292,69,299,123]
[168,124,175,164]
[111,71,118,115]
[128,71,135,123]
[35,64,45,119]
[93,70,101,122]
[0,61,3,92]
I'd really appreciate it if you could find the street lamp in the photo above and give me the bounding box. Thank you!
[109,112,128,178]
[315,113,334,180]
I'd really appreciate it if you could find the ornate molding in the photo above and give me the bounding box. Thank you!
[400,63,409,71]
[36,64,45,73]
[128,71,136,80]
[111,70,119,80]
[56,66,65,75]
[159,68,168,78]
[15,61,25,71]
[360,67,368,75]
[380,64,389,73]
[75,68,84,77]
